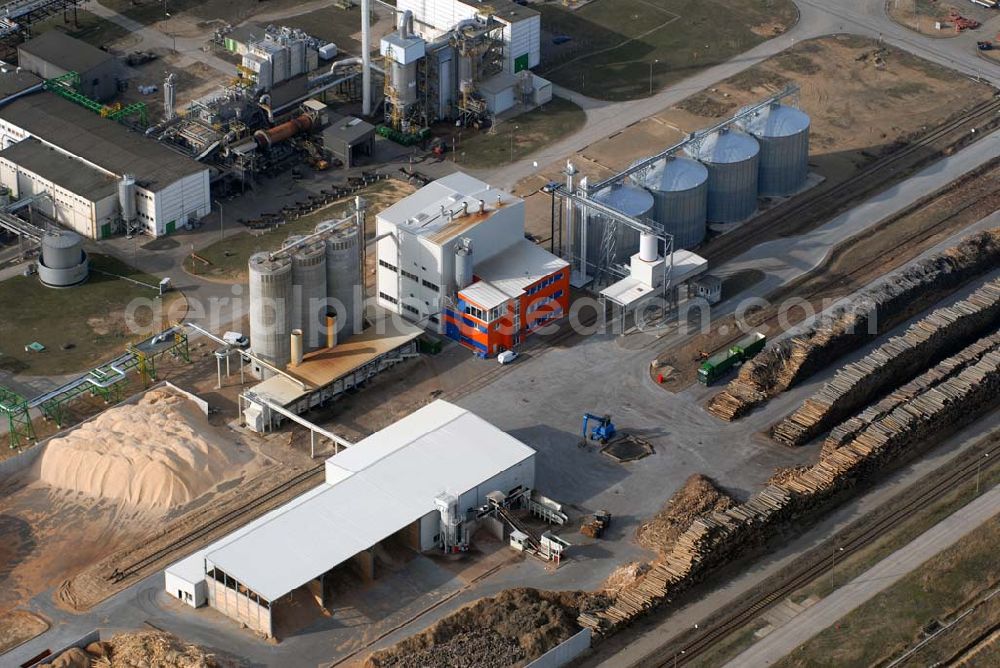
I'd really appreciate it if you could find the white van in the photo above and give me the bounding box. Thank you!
[497,350,518,365]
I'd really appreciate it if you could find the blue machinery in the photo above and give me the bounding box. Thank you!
[582,413,617,445]
[0,327,190,448]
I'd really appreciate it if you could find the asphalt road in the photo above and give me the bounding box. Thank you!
[724,484,1000,668]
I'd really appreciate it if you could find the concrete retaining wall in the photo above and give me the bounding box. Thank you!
[526,628,591,668]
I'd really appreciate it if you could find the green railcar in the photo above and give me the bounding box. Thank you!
[697,332,767,385]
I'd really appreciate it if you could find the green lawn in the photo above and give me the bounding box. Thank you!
[773,515,1000,667]
[184,179,412,282]
[0,254,182,377]
[539,0,798,101]
[452,96,586,168]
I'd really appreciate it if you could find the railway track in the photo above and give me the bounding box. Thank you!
[633,438,1000,668]
[702,96,1000,266]
[109,464,326,582]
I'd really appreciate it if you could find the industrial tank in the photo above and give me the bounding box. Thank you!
[38,230,88,287]
[118,175,136,229]
[249,252,293,379]
[284,235,327,351]
[454,240,473,290]
[580,184,654,269]
[632,156,708,249]
[737,102,810,196]
[316,221,362,340]
[686,128,760,223]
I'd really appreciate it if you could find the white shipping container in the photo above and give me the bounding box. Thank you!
[319,43,338,60]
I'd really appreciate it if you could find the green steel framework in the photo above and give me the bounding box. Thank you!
[0,329,191,448]
[43,71,148,127]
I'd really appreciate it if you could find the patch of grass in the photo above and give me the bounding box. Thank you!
[539,0,798,101]
[773,52,821,75]
[29,9,129,49]
[773,517,1000,667]
[883,81,931,99]
[184,179,412,282]
[0,254,183,377]
[454,96,586,168]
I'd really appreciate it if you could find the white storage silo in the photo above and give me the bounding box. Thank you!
[284,235,328,351]
[737,102,810,197]
[686,128,760,224]
[581,184,654,269]
[249,252,293,379]
[38,230,88,287]
[632,156,708,249]
[316,221,362,340]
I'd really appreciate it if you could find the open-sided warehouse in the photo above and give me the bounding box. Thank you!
[165,401,536,638]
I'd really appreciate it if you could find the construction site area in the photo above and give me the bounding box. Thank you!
[0,1,999,667]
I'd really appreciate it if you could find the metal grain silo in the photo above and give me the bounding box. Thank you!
[249,252,293,379]
[686,128,760,223]
[284,235,327,351]
[316,221,362,340]
[582,184,654,268]
[737,102,810,196]
[38,230,88,287]
[632,156,708,249]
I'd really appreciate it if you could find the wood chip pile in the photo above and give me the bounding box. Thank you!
[37,632,230,668]
[772,278,1000,446]
[365,589,606,668]
[707,228,1000,421]
[580,332,1000,634]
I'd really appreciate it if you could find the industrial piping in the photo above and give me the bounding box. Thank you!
[361,0,372,116]
[253,113,314,149]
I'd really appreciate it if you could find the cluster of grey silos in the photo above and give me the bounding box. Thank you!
[285,235,327,350]
[579,184,654,268]
[248,252,294,378]
[630,156,709,249]
[248,221,363,379]
[736,102,811,197]
[316,221,363,339]
[685,127,761,224]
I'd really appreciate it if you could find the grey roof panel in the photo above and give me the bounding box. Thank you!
[0,137,117,201]
[0,70,43,100]
[18,31,114,73]
[0,91,206,189]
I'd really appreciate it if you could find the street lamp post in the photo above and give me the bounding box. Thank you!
[509,124,519,163]
[214,199,224,241]
[832,545,844,570]
[649,59,659,95]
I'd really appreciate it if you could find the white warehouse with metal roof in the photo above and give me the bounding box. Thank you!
[164,400,535,638]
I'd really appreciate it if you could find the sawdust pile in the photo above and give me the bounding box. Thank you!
[37,631,239,667]
[635,474,734,554]
[34,389,238,510]
[365,588,605,668]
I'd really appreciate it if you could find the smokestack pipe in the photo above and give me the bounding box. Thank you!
[361,0,372,116]
[290,329,304,367]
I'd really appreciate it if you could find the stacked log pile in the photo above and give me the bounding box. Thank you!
[582,332,1000,634]
[707,228,1000,421]
[772,278,1000,446]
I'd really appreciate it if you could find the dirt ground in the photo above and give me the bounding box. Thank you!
[0,385,283,624]
[652,161,1000,391]
[0,610,47,654]
[515,35,995,241]
[887,0,997,37]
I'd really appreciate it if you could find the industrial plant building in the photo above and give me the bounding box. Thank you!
[376,172,569,356]
[165,400,536,637]
[0,75,210,238]
[17,31,119,102]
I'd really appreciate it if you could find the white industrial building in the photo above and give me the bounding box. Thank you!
[0,79,209,239]
[398,0,541,74]
[165,401,536,638]
[376,171,525,330]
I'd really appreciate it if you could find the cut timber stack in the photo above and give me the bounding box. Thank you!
[583,332,1000,635]
[772,278,1000,446]
[707,228,1000,421]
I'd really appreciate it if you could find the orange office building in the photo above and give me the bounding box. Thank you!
[444,240,569,357]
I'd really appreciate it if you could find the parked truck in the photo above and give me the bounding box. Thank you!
[697,332,767,385]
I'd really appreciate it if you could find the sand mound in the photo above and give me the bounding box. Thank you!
[35,389,237,510]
